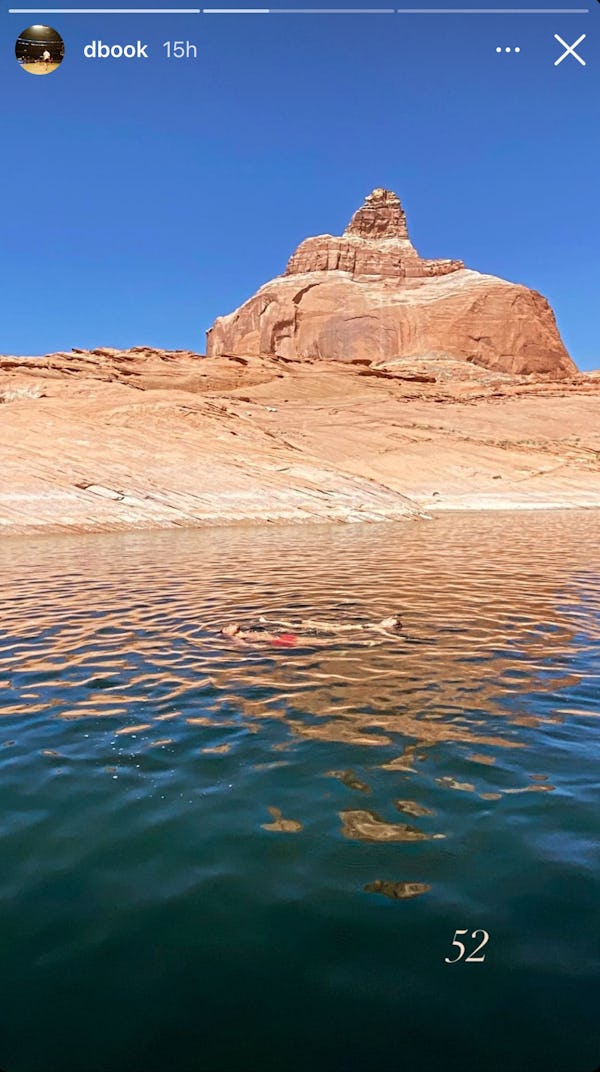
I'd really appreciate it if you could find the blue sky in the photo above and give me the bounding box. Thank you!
[1,3,598,368]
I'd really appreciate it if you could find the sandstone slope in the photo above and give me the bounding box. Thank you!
[1,346,599,536]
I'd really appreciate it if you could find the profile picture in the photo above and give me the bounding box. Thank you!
[15,25,65,75]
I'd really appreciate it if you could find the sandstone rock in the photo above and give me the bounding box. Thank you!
[285,188,463,282]
[207,188,576,379]
[1,345,599,535]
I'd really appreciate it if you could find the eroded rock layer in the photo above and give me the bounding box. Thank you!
[207,188,576,378]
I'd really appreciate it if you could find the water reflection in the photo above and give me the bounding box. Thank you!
[1,513,599,1071]
[261,806,303,833]
[364,880,431,900]
[0,513,598,775]
[339,810,445,842]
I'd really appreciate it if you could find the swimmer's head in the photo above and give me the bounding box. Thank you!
[222,622,241,636]
[380,615,402,631]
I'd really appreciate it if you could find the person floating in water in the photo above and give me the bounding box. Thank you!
[221,615,403,647]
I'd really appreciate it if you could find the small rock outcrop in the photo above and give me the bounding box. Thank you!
[206,188,576,378]
[285,188,463,281]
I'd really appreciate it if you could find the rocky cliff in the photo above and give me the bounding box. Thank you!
[207,188,576,379]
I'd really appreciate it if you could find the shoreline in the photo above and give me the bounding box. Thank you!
[2,501,600,542]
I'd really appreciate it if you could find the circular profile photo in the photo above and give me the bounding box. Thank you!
[15,25,65,75]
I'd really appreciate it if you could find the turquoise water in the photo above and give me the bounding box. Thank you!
[0,513,598,1072]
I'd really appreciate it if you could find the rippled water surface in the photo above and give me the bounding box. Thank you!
[1,513,599,1072]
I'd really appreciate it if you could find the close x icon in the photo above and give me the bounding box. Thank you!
[554,32,587,65]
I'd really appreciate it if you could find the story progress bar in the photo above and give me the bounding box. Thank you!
[7,5,591,11]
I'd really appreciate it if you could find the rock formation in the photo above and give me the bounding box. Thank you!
[207,188,576,379]
[285,188,463,281]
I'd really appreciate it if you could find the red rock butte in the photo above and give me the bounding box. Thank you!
[207,187,576,379]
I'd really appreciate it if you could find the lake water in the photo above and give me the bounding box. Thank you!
[0,513,598,1072]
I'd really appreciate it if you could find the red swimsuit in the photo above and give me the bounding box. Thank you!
[271,632,298,647]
